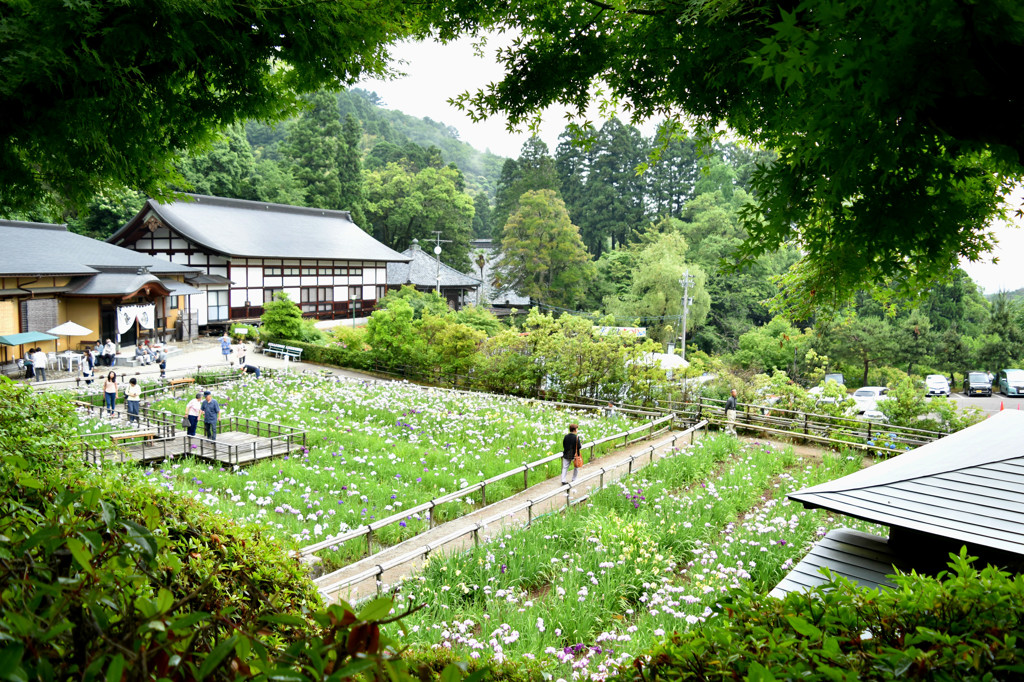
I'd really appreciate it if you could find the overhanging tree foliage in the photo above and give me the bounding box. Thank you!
[428,0,1024,314]
[0,0,423,215]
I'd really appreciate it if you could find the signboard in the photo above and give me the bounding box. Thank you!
[595,326,647,338]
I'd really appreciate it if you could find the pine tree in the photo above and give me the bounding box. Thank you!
[339,113,366,224]
[283,91,345,209]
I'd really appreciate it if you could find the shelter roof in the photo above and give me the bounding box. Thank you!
[770,528,907,598]
[65,271,171,297]
[110,195,411,262]
[789,410,1024,555]
[0,331,58,346]
[0,220,196,277]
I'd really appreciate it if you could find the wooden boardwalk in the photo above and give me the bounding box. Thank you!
[87,429,306,466]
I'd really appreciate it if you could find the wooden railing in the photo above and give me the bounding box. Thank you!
[299,413,674,559]
[315,419,708,600]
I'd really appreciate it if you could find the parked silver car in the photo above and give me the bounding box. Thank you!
[924,374,950,397]
[999,369,1024,396]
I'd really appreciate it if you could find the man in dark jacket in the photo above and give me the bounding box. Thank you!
[201,390,221,440]
[725,389,738,435]
[561,423,581,485]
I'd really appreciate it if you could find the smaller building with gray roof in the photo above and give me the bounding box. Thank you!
[386,239,482,309]
[0,220,200,349]
[774,410,1024,598]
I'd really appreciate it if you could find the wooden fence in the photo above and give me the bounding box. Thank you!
[315,419,708,601]
[299,413,675,559]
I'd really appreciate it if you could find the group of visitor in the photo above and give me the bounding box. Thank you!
[185,391,220,440]
[93,339,117,366]
[23,348,50,382]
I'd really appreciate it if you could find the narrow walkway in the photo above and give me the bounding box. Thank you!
[315,427,700,604]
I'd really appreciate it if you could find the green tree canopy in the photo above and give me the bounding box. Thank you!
[363,164,475,269]
[431,0,1024,314]
[495,189,595,307]
[0,0,424,215]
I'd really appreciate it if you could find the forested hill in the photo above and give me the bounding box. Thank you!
[990,288,1024,302]
[247,89,506,198]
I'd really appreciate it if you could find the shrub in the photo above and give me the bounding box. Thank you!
[622,549,1024,682]
[0,378,439,682]
[275,338,372,370]
[260,293,303,340]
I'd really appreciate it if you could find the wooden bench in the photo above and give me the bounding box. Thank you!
[282,345,303,361]
[110,431,157,445]
[168,377,195,396]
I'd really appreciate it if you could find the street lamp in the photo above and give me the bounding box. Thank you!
[679,271,694,362]
[434,244,442,295]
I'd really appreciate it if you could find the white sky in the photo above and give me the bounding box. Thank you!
[358,38,1024,295]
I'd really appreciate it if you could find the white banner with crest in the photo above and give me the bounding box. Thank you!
[117,304,155,333]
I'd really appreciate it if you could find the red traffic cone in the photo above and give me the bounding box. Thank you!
[1001,401,1005,411]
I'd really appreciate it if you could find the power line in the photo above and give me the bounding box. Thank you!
[533,302,680,324]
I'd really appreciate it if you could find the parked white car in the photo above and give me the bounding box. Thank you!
[852,386,890,413]
[925,374,951,397]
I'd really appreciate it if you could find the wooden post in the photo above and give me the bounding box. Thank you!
[481,483,487,508]
[366,528,373,557]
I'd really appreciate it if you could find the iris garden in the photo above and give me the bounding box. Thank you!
[86,374,879,677]
[132,374,635,566]
[389,437,881,678]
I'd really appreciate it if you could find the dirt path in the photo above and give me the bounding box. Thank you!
[314,427,704,604]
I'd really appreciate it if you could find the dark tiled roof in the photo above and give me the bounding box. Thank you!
[387,244,482,289]
[160,279,203,296]
[0,220,198,277]
[112,195,410,262]
[66,272,171,297]
[789,410,1024,555]
[770,528,906,598]
[187,273,234,285]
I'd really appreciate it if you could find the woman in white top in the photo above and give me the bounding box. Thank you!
[185,392,203,436]
[125,377,142,424]
[32,348,48,382]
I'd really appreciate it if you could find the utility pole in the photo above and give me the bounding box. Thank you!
[679,271,694,362]
[431,231,451,296]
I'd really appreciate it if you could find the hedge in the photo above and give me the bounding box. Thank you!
[621,548,1024,681]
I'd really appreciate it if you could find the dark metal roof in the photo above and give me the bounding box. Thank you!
[0,220,198,277]
[160,279,203,296]
[387,242,482,289]
[66,272,170,297]
[111,195,411,262]
[789,410,1024,556]
[770,528,906,598]
[187,273,234,285]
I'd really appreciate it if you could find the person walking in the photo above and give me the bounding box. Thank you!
[103,371,118,418]
[31,348,47,382]
[157,349,167,379]
[125,377,142,425]
[185,392,202,436]
[201,390,220,440]
[561,423,582,485]
[220,333,232,364]
[724,389,738,435]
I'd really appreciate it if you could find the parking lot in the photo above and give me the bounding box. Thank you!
[948,391,1024,416]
